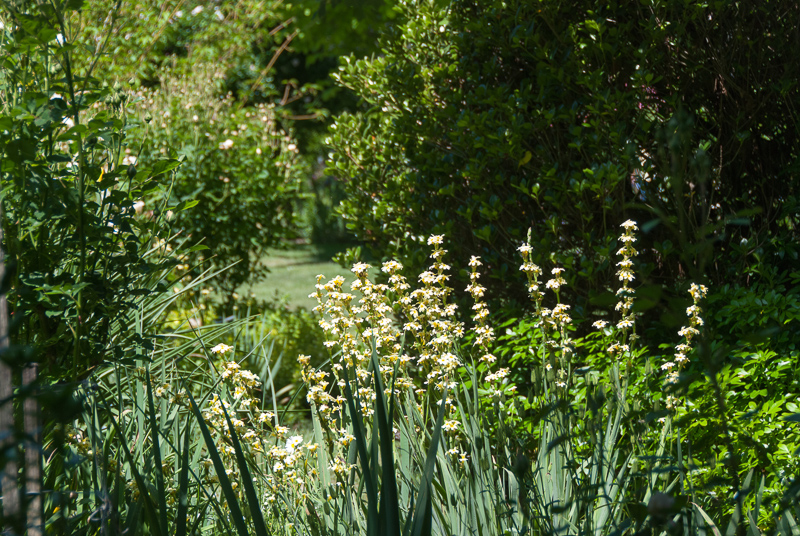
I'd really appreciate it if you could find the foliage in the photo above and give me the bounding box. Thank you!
[0,0,188,380]
[4,2,800,536]
[326,0,799,314]
[255,301,328,393]
[677,273,800,526]
[54,230,800,536]
[65,0,309,293]
[325,3,800,527]
[134,79,304,295]
[0,2,226,532]
[161,286,329,399]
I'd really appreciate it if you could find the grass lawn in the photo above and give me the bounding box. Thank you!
[241,241,377,310]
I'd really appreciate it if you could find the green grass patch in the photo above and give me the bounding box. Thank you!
[241,242,377,309]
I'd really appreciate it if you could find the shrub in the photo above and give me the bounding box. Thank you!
[70,0,310,293]
[0,2,183,379]
[326,0,799,313]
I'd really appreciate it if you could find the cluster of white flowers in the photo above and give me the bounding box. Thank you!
[610,220,639,355]
[306,237,473,426]
[518,238,575,390]
[467,256,496,366]
[298,236,515,493]
[260,435,321,505]
[197,353,323,509]
[664,283,708,410]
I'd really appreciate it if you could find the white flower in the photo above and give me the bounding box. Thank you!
[211,343,232,354]
[382,260,403,273]
[617,318,634,330]
[351,262,371,277]
[678,326,700,339]
[286,435,304,454]
[427,235,444,245]
[592,320,608,329]
[219,139,234,150]
[618,270,635,282]
[442,420,459,432]
[620,220,638,230]
[545,278,563,290]
[191,5,204,15]
[517,244,533,255]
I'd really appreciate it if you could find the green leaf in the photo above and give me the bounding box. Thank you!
[98,393,163,536]
[175,419,192,536]
[407,386,447,536]
[371,350,401,536]
[187,391,252,536]
[342,363,380,536]
[173,199,200,212]
[144,369,169,536]
[219,400,271,536]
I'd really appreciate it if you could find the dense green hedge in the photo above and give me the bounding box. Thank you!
[328,0,799,315]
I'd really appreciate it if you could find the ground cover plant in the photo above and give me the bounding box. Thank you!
[1,1,799,535]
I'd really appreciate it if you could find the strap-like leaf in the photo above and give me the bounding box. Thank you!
[219,397,271,536]
[145,368,169,536]
[408,386,448,536]
[342,363,380,536]
[372,349,401,536]
[187,390,252,536]
[175,418,192,536]
[98,392,163,536]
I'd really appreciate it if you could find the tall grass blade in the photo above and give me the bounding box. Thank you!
[693,503,723,536]
[187,390,251,536]
[725,470,754,536]
[219,398,271,536]
[780,511,799,536]
[98,391,163,536]
[342,363,380,536]
[145,368,169,536]
[407,386,447,536]
[373,353,401,536]
[175,418,191,536]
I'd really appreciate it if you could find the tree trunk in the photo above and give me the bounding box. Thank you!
[0,205,21,532]
[22,363,42,536]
